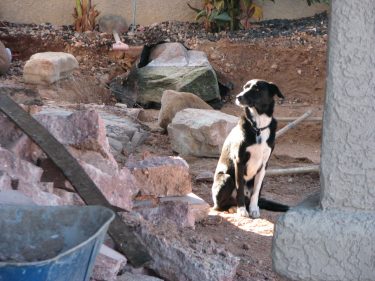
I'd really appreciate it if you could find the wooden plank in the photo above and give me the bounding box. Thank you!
[266,165,320,176]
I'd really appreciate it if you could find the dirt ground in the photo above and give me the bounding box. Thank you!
[139,36,326,281]
[0,21,327,280]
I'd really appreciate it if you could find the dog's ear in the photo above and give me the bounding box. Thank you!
[268,82,285,99]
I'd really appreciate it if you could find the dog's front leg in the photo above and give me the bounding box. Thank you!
[249,167,266,218]
[235,160,249,217]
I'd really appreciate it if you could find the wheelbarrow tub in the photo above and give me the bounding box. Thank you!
[0,205,114,281]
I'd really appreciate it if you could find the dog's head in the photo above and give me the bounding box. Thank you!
[235,79,284,115]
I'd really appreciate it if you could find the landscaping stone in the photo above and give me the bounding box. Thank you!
[120,212,239,281]
[122,43,220,107]
[0,147,43,183]
[81,162,139,211]
[23,52,78,84]
[16,181,64,206]
[0,113,42,163]
[98,15,128,34]
[160,193,210,222]
[158,90,212,130]
[0,190,36,206]
[99,111,149,154]
[127,156,192,196]
[117,272,163,281]
[52,188,85,206]
[35,108,119,173]
[0,171,11,189]
[168,109,238,157]
[136,200,195,228]
[92,244,127,281]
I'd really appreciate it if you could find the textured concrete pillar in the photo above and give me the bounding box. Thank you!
[272,1,375,280]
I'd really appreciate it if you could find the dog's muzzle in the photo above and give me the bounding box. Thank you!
[235,94,244,106]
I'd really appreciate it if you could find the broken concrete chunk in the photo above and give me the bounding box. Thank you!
[127,156,192,196]
[23,52,78,85]
[34,108,119,174]
[168,108,238,157]
[16,181,64,206]
[53,188,85,206]
[160,193,210,222]
[121,212,239,281]
[117,272,163,281]
[0,147,43,183]
[81,162,139,211]
[136,201,195,228]
[92,244,127,281]
[0,190,36,206]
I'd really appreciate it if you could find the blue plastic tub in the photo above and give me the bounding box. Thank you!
[0,205,114,281]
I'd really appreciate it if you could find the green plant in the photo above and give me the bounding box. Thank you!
[73,0,100,32]
[188,0,277,32]
[239,0,274,29]
[306,0,329,5]
[188,0,240,32]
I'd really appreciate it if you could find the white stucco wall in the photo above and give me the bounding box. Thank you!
[0,0,327,26]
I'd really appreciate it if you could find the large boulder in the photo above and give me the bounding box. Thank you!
[158,90,213,130]
[23,52,78,85]
[120,43,220,107]
[168,109,238,157]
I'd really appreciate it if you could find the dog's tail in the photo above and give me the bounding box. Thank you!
[258,198,289,212]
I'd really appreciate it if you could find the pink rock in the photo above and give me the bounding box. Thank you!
[0,171,12,189]
[127,156,192,196]
[81,162,139,211]
[160,193,210,222]
[92,244,127,281]
[14,181,63,206]
[34,109,117,170]
[136,201,195,228]
[0,113,42,163]
[53,188,85,206]
[0,147,43,183]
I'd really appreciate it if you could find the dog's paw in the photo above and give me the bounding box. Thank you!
[237,206,250,217]
[250,206,260,219]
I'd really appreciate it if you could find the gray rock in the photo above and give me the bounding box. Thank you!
[158,90,212,130]
[167,109,238,157]
[120,212,239,281]
[99,15,128,34]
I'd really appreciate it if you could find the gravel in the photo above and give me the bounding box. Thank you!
[0,12,328,48]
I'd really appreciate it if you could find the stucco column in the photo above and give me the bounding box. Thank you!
[272,1,375,280]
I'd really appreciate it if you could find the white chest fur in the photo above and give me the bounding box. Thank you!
[244,140,271,181]
[244,109,272,182]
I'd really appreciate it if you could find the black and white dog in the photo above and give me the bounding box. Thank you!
[212,79,289,218]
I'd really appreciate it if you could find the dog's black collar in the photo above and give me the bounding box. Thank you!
[245,107,270,136]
